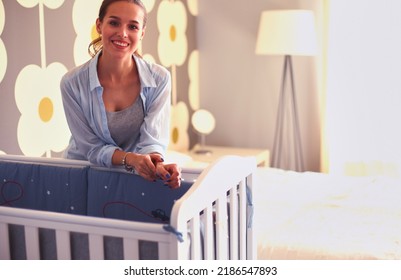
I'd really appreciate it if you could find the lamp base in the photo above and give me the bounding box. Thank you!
[194,149,212,156]
[194,135,212,155]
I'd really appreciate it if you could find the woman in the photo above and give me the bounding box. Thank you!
[61,0,181,188]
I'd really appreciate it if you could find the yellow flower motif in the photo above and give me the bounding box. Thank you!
[157,0,188,67]
[187,0,198,16]
[15,63,71,157]
[16,0,64,9]
[72,0,103,65]
[0,0,6,83]
[168,101,190,152]
[188,50,199,111]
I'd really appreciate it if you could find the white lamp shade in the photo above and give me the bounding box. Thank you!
[255,10,317,56]
[191,109,216,135]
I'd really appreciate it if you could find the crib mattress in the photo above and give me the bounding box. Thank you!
[254,168,401,260]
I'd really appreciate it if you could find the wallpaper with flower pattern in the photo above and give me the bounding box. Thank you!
[0,0,199,157]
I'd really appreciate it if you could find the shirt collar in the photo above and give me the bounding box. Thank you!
[133,55,157,89]
[88,52,157,92]
[88,52,101,92]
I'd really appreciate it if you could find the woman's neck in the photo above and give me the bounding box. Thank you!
[97,52,136,84]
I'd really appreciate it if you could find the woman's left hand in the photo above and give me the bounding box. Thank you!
[156,162,182,189]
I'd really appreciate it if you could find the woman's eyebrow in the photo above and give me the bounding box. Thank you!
[107,15,140,24]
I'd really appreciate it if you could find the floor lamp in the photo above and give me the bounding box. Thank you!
[256,10,317,172]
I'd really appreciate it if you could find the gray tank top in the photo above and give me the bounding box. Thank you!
[106,97,144,150]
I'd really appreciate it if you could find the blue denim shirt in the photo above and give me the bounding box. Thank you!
[60,52,171,167]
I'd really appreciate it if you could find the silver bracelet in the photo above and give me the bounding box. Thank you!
[122,152,134,172]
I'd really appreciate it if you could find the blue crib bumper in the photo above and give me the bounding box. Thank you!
[0,157,193,224]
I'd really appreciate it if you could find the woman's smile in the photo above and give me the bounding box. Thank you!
[112,40,129,48]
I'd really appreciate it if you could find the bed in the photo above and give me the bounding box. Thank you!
[0,154,256,260]
[253,167,401,260]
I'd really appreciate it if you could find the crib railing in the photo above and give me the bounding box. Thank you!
[0,206,171,260]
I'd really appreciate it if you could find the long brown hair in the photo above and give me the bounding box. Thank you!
[88,0,147,57]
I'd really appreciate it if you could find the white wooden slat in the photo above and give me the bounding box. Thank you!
[123,238,139,260]
[229,186,239,260]
[89,234,104,260]
[215,196,228,260]
[157,242,170,260]
[246,175,256,260]
[0,223,11,259]
[238,180,247,259]
[203,206,215,260]
[190,215,202,260]
[55,230,71,260]
[25,226,40,259]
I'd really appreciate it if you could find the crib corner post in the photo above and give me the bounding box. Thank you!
[247,224,257,260]
[168,234,179,259]
[168,230,189,260]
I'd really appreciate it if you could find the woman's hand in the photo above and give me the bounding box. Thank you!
[126,153,158,181]
[124,152,181,188]
[156,162,182,189]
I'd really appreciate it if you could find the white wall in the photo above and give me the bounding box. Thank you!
[197,0,322,171]
[326,0,401,176]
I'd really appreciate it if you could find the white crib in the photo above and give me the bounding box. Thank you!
[0,155,256,260]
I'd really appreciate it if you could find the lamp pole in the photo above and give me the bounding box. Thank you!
[271,55,305,171]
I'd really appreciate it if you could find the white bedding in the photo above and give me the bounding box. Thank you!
[253,168,401,259]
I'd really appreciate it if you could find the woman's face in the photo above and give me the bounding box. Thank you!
[96,1,145,60]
